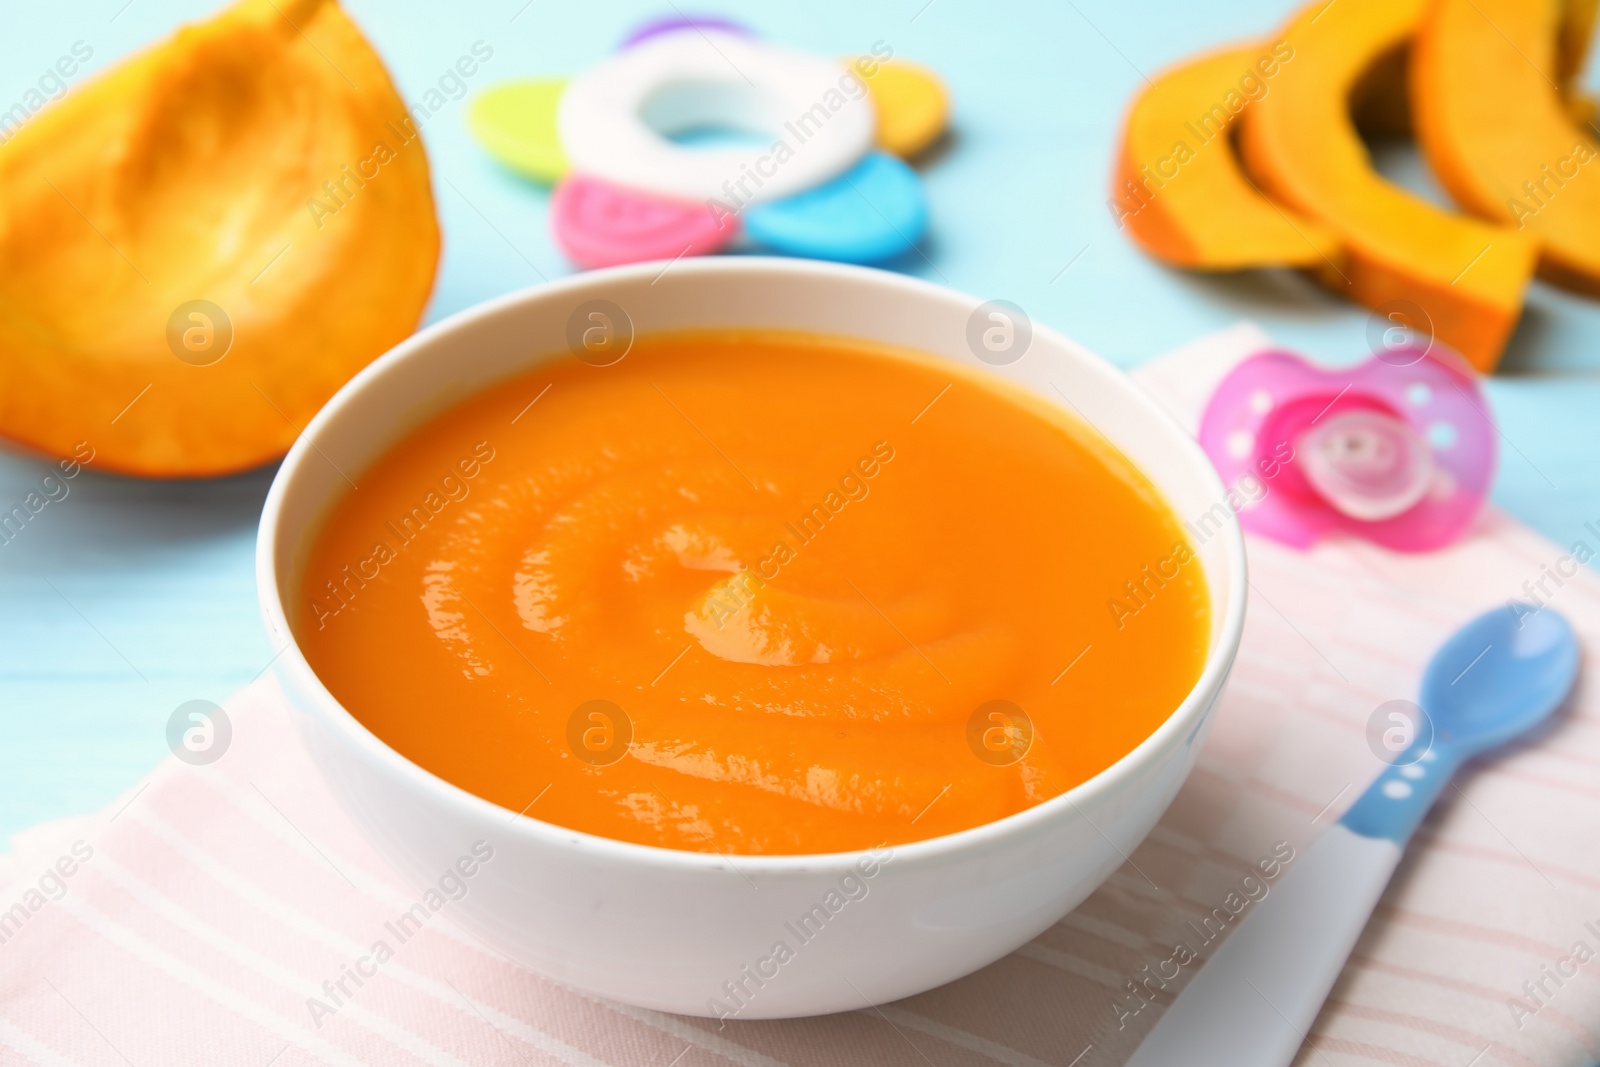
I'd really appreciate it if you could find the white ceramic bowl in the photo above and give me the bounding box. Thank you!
[258,258,1246,1019]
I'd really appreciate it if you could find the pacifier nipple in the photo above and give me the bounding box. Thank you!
[1298,410,1433,522]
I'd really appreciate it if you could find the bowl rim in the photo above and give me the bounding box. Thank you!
[257,256,1248,876]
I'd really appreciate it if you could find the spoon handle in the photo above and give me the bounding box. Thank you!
[1339,745,1454,845]
[1125,745,1456,1066]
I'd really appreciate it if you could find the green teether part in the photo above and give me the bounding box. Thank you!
[467,79,570,183]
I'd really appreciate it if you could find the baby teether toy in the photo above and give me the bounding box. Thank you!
[1198,345,1495,552]
[467,16,950,268]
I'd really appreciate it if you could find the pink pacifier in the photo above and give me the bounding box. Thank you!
[1198,345,1495,552]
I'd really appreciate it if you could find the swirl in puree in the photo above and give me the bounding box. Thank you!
[298,331,1210,854]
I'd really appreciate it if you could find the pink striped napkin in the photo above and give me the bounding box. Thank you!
[4,324,1598,1067]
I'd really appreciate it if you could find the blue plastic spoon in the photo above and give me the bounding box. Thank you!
[1127,603,1580,1066]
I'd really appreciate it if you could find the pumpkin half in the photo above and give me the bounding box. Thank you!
[0,0,440,477]
[1113,44,1342,271]
[1413,0,1600,295]
[1238,0,1538,372]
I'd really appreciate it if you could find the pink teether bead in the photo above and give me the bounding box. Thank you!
[551,173,736,269]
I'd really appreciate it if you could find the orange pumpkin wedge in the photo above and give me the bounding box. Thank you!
[1239,0,1538,372]
[1557,0,1600,92]
[1112,45,1342,270]
[1414,0,1600,295]
[0,0,440,477]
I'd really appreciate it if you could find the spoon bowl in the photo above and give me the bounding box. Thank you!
[1419,602,1579,755]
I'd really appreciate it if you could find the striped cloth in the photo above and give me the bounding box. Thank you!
[3,324,1598,1066]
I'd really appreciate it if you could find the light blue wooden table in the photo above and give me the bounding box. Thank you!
[4,0,1598,845]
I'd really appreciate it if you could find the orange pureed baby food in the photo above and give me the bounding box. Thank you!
[299,331,1209,854]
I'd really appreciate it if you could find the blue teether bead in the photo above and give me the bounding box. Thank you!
[743,151,928,264]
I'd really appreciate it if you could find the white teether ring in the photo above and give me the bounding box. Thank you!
[557,31,874,205]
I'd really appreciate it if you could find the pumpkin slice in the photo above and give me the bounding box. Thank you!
[1413,0,1600,294]
[1238,0,1538,372]
[1557,0,1600,91]
[1112,44,1342,270]
[0,0,440,476]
